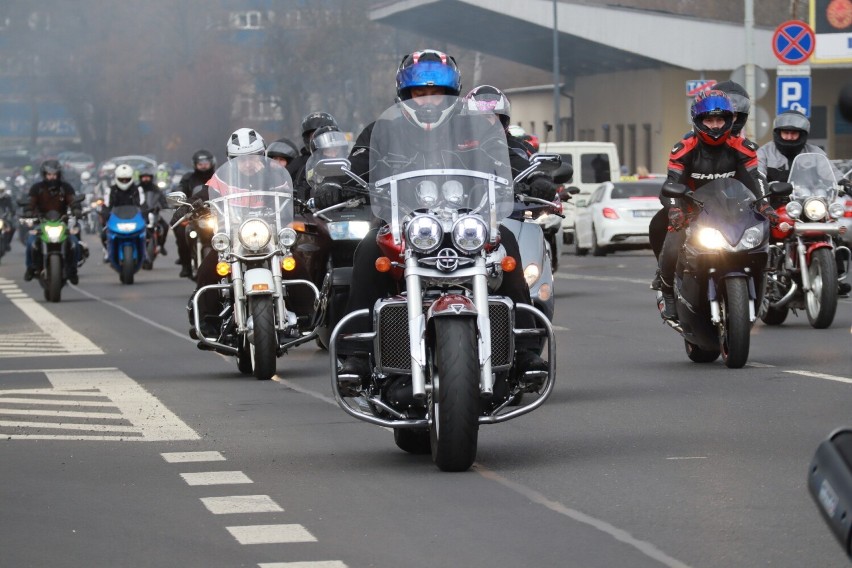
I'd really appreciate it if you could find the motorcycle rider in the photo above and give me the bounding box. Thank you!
[266,137,299,169]
[654,89,773,320]
[138,166,169,255]
[100,164,144,259]
[313,49,548,394]
[24,159,83,284]
[290,113,339,201]
[189,128,269,338]
[173,149,216,278]
[0,180,16,253]
[757,110,852,295]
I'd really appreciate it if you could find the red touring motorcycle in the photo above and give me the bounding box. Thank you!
[761,153,849,329]
[324,98,557,472]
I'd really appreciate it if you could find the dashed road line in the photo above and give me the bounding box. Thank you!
[161,451,226,463]
[226,524,317,545]
[784,369,852,384]
[259,563,347,568]
[200,495,283,515]
[180,471,253,486]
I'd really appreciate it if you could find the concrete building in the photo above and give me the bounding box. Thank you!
[371,0,852,174]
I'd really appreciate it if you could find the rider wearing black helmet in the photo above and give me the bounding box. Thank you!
[288,113,339,201]
[24,159,84,284]
[266,138,299,169]
[173,149,216,277]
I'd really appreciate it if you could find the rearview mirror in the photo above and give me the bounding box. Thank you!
[808,428,852,561]
[166,191,188,208]
[312,158,350,179]
[529,153,562,172]
[661,181,687,199]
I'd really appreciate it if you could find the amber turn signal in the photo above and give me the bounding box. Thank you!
[281,256,297,271]
[375,257,392,272]
[501,256,517,272]
[215,262,231,276]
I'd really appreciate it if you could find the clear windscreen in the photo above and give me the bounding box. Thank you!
[788,152,837,201]
[692,178,762,245]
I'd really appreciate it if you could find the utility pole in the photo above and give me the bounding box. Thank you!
[552,0,560,141]
[744,0,756,140]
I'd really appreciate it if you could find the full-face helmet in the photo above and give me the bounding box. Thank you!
[114,164,135,191]
[464,85,511,128]
[395,49,461,131]
[192,149,216,172]
[300,112,338,149]
[772,110,810,158]
[690,90,735,146]
[714,80,751,136]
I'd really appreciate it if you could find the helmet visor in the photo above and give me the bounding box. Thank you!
[398,61,459,92]
[692,93,733,118]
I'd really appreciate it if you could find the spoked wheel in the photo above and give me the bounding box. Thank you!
[236,334,253,375]
[718,277,751,369]
[46,255,62,303]
[121,243,135,284]
[684,340,720,363]
[393,428,431,454]
[805,248,838,329]
[429,318,479,472]
[249,295,277,380]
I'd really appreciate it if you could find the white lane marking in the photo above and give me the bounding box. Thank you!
[180,471,253,486]
[0,368,199,441]
[475,465,692,568]
[259,563,348,568]
[555,272,648,285]
[746,362,776,368]
[200,495,283,515]
[666,456,707,460]
[226,524,317,545]
[161,451,226,463]
[784,370,852,384]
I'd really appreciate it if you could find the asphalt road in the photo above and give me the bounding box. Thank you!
[1,233,850,568]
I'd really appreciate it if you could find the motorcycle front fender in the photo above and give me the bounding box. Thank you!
[243,267,275,296]
[426,293,477,318]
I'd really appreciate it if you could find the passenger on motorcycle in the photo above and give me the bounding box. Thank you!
[654,90,772,320]
[24,159,83,284]
[173,149,216,278]
[315,48,548,392]
[757,110,852,295]
[138,166,170,255]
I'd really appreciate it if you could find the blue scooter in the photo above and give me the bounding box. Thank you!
[105,205,146,284]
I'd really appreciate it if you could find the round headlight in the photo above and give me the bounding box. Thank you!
[278,227,297,247]
[785,200,802,219]
[405,214,443,253]
[239,218,271,250]
[739,225,765,249]
[211,232,230,252]
[803,197,827,221]
[451,216,488,254]
[829,201,845,219]
[524,263,541,286]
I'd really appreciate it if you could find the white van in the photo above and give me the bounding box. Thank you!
[538,141,621,244]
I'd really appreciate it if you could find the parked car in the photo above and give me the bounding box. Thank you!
[573,179,663,256]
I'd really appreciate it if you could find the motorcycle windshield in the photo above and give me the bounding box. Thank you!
[306,130,351,188]
[205,156,294,250]
[692,179,761,246]
[368,96,513,245]
[788,152,837,202]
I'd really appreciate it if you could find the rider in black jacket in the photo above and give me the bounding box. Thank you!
[653,90,774,320]
[173,149,216,278]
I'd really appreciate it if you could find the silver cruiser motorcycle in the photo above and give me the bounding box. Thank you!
[324,98,557,472]
[168,156,319,380]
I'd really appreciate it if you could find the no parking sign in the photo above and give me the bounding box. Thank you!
[772,21,815,64]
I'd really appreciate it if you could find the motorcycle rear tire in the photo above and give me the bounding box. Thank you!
[46,255,62,303]
[250,295,277,380]
[805,248,838,329]
[719,277,750,369]
[121,243,135,285]
[394,428,431,455]
[684,340,720,363]
[430,317,479,472]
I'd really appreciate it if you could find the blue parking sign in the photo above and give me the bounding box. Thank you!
[776,77,811,117]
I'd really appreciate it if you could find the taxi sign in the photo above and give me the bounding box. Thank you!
[685,79,716,97]
[772,20,815,64]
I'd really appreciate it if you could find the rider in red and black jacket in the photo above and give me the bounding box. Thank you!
[653,89,775,320]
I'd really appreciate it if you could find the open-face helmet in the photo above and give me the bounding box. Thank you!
[464,85,511,128]
[690,90,735,146]
[227,128,266,158]
[192,149,216,172]
[266,138,299,163]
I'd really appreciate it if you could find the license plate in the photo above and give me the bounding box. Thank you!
[633,210,656,218]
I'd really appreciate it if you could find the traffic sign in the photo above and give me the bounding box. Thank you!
[776,77,811,116]
[772,20,815,64]
[685,79,716,97]
[777,64,811,77]
[729,65,769,100]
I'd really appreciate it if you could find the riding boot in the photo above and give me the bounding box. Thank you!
[659,276,677,321]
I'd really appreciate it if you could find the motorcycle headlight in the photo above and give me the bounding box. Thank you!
[198,215,218,231]
[524,262,541,287]
[44,225,65,242]
[450,215,487,254]
[442,180,465,205]
[737,225,766,251]
[406,214,443,254]
[116,222,138,232]
[278,227,298,247]
[211,232,230,252]
[828,202,845,219]
[785,200,802,219]
[327,221,370,241]
[239,218,271,250]
[695,227,727,250]
[803,197,827,221]
[0,219,5,230]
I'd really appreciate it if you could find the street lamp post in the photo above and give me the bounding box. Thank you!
[552,0,560,141]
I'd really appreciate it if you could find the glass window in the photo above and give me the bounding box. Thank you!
[581,153,611,183]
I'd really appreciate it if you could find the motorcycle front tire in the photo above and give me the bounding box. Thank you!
[806,248,838,329]
[121,243,135,284]
[236,334,253,375]
[430,317,479,472]
[719,277,751,369]
[394,428,431,455]
[46,254,62,303]
[250,295,277,380]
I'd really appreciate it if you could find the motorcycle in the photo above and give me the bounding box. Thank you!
[0,206,15,261]
[761,153,848,329]
[325,98,558,471]
[655,179,791,368]
[23,194,86,302]
[184,187,216,280]
[104,205,147,284]
[170,156,320,381]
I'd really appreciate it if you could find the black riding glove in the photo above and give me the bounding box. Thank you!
[528,176,556,201]
[314,181,343,210]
